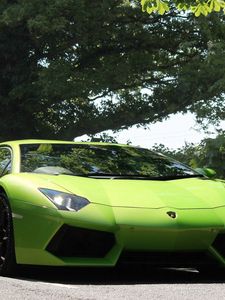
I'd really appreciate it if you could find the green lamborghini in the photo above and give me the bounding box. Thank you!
[1,139,225,276]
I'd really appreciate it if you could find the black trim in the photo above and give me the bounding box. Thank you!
[212,233,225,257]
[118,251,218,267]
[46,225,115,258]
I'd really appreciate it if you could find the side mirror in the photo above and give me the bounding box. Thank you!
[195,168,217,178]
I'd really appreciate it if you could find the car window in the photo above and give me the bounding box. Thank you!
[20,143,200,179]
[0,148,11,176]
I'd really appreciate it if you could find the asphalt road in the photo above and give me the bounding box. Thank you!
[1,266,225,300]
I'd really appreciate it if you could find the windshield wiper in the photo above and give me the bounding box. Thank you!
[56,172,204,180]
[56,172,89,177]
[153,174,204,180]
[86,173,204,180]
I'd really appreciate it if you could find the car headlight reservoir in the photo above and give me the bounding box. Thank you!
[39,188,90,211]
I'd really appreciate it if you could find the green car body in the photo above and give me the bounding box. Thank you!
[1,139,225,275]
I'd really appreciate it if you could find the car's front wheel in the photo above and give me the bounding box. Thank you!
[0,193,17,276]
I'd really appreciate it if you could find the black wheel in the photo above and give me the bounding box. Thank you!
[0,193,17,276]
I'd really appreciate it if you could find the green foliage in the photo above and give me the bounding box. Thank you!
[151,142,196,166]
[0,1,225,140]
[152,134,225,178]
[141,0,225,16]
[195,134,225,178]
[85,133,118,144]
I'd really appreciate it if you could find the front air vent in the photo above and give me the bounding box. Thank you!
[46,225,115,258]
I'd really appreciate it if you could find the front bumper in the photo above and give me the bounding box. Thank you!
[12,201,225,268]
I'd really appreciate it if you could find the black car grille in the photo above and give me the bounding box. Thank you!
[117,251,218,267]
[46,225,115,258]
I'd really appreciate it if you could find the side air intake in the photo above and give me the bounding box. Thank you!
[46,225,115,258]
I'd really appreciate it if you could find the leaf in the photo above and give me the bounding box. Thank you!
[214,0,221,11]
[140,0,225,15]
[194,6,200,16]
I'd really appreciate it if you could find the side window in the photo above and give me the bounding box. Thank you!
[0,148,11,176]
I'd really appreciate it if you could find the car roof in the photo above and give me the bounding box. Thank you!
[0,139,131,148]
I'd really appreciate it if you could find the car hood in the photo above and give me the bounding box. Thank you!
[34,174,225,209]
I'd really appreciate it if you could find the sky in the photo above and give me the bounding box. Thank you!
[75,112,225,149]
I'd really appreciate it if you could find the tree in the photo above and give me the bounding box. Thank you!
[151,143,196,164]
[141,0,225,16]
[152,133,225,178]
[0,1,225,141]
[192,134,225,178]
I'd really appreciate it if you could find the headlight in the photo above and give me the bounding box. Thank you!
[39,188,90,211]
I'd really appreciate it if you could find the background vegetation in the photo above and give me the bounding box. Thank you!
[1,1,225,176]
[141,0,225,16]
[151,133,225,178]
[0,1,225,140]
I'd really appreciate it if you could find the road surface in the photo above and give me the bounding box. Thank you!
[1,266,225,299]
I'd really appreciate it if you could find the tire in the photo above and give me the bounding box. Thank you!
[0,193,17,276]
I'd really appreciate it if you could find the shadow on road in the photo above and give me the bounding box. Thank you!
[16,265,225,285]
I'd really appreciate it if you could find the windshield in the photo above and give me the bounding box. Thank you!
[20,143,200,179]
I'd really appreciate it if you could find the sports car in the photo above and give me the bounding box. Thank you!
[1,139,225,276]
